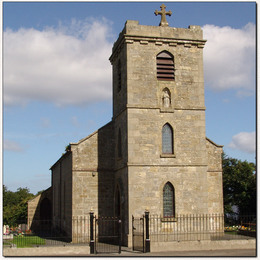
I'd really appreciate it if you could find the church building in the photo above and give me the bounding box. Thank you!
[28,5,223,247]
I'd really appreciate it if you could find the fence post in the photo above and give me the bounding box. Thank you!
[118,219,122,254]
[144,210,150,253]
[89,211,95,254]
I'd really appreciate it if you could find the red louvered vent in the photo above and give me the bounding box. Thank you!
[157,52,175,81]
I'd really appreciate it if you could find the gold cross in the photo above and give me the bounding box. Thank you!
[154,4,172,27]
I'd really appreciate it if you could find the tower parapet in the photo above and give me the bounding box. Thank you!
[110,20,206,63]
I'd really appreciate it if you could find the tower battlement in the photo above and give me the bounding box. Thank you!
[110,20,206,62]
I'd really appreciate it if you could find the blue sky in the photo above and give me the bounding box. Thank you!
[3,2,256,194]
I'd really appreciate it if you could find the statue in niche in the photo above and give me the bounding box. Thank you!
[162,89,171,108]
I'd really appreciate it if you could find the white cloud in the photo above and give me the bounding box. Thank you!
[4,18,114,107]
[203,23,255,96]
[228,131,255,154]
[4,139,24,152]
[4,20,255,107]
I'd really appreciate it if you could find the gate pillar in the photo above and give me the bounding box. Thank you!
[145,210,150,253]
[89,211,95,254]
[118,219,122,254]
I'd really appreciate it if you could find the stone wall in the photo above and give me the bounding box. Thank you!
[127,108,207,165]
[111,43,127,118]
[3,239,256,256]
[28,195,41,223]
[206,138,224,214]
[27,187,52,230]
[128,165,209,216]
[51,152,72,236]
[71,122,115,218]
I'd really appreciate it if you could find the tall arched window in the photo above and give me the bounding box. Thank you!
[118,128,122,158]
[163,182,175,218]
[162,123,174,154]
[156,51,175,81]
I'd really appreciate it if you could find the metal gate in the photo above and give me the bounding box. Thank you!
[95,216,122,254]
[132,215,144,252]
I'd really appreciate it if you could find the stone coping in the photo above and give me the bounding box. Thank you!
[3,239,255,256]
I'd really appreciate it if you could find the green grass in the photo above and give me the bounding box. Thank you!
[12,235,46,248]
[3,241,12,246]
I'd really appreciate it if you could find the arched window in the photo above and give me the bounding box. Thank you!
[118,128,122,158]
[163,182,175,218]
[162,123,174,154]
[156,51,175,81]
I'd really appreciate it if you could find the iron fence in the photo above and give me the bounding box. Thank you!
[224,214,256,238]
[3,217,91,248]
[132,215,144,252]
[72,216,90,243]
[149,214,256,242]
[3,214,256,248]
[94,216,122,254]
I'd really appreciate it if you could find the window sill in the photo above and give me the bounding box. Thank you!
[160,154,176,158]
[161,217,177,222]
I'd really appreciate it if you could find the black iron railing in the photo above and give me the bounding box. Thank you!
[149,214,256,242]
[3,214,256,249]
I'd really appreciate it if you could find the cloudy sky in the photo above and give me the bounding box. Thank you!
[3,2,256,194]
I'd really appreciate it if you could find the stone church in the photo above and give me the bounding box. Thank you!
[28,5,223,247]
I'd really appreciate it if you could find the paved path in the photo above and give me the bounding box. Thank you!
[93,248,256,257]
[3,247,256,257]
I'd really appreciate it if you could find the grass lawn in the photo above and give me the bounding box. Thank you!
[12,235,46,248]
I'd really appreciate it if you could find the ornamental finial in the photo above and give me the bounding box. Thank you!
[154,4,172,27]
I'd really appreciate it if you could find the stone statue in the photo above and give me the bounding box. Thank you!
[163,90,170,108]
[154,4,172,27]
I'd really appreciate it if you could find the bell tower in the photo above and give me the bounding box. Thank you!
[109,5,223,247]
[109,6,207,166]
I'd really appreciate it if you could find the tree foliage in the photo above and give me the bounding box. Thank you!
[222,153,256,216]
[3,186,35,226]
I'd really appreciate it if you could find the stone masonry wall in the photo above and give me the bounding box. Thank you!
[27,187,52,229]
[206,138,224,214]
[52,163,61,225]
[112,44,127,118]
[128,165,209,217]
[51,153,72,236]
[71,122,115,217]
[28,195,41,223]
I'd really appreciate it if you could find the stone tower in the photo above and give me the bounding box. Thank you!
[109,13,223,245]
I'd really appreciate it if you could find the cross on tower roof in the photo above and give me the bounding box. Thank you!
[154,4,172,27]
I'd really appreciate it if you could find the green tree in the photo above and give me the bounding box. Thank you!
[35,189,46,196]
[222,153,256,216]
[3,186,35,226]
